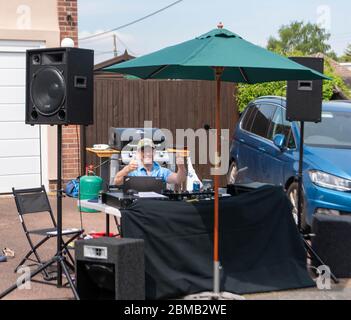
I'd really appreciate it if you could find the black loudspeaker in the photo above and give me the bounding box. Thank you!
[26,47,94,125]
[75,237,145,300]
[287,57,324,122]
[312,214,351,278]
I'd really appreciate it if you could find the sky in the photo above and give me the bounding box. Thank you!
[77,0,351,63]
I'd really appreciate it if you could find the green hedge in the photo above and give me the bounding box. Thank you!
[236,59,351,112]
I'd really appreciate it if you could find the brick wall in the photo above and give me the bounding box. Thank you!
[58,0,78,44]
[57,0,81,186]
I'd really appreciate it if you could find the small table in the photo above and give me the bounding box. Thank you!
[86,148,120,235]
[79,199,122,236]
[79,199,122,218]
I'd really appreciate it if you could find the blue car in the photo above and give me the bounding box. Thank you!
[229,96,351,230]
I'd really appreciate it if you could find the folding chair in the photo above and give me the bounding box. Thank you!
[13,186,83,280]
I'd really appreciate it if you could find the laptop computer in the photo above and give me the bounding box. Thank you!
[123,176,165,194]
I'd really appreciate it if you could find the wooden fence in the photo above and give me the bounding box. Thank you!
[82,77,238,185]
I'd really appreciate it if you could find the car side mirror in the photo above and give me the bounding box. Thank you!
[273,134,286,150]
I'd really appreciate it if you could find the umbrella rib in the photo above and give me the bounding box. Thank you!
[182,37,213,65]
[147,65,169,79]
[239,67,250,83]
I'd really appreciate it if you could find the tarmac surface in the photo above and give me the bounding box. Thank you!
[0,195,350,300]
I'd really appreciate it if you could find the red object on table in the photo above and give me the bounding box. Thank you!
[89,232,118,238]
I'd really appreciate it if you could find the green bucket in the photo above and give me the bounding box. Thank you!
[78,174,103,213]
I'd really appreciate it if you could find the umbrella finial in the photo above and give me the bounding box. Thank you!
[217,22,224,29]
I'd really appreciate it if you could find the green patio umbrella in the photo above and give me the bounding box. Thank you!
[104,23,329,297]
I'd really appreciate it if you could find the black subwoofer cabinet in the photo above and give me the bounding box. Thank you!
[75,237,145,300]
[312,214,351,278]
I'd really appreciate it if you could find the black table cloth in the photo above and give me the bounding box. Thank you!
[121,185,315,299]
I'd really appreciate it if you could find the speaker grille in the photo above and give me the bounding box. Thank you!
[30,67,66,116]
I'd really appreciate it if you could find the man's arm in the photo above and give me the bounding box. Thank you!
[167,155,187,185]
[114,160,138,185]
[167,166,187,185]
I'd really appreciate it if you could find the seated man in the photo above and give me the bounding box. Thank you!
[114,138,186,186]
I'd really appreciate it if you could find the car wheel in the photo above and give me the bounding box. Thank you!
[227,161,238,185]
[287,182,309,233]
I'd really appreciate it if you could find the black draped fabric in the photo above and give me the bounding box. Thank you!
[121,186,315,300]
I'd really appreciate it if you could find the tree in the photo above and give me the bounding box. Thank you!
[339,44,351,62]
[267,21,332,56]
[327,51,338,61]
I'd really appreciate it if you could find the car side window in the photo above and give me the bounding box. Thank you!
[282,108,296,149]
[250,104,276,139]
[241,104,258,132]
[286,129,296,149]
[268,107,296,148]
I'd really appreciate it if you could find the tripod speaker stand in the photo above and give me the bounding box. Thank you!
[0,126,80,300]
[287,57,338,284]
[0,47,94,300]
[296,122,338,284]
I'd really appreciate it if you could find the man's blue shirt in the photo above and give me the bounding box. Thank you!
[128,161,172,183]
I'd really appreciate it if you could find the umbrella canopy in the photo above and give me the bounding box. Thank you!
[104,27,329,83]
[104,25,329,298]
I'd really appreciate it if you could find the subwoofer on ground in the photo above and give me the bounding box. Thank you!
[312,214,351,278]
[26,47,94,125]
[75,237,145,300]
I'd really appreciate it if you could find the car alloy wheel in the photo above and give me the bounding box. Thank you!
[288,187,299,225]
[227,161,238,185]
[287,182,309,232]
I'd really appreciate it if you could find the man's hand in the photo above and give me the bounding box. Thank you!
[167,153,187,185]
[114,160,139,185]
[175,153,186,167]
[126,159,138,173]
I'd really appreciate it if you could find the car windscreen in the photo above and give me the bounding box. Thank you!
[304,110,351,148]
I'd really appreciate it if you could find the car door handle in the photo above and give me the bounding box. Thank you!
[239,138,245,143]
[258,147,266,152]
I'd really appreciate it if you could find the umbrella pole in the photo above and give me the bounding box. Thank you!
[213,67,223,295]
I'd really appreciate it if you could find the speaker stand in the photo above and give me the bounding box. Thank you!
[297,121,338,284]
[0,125,80,300]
